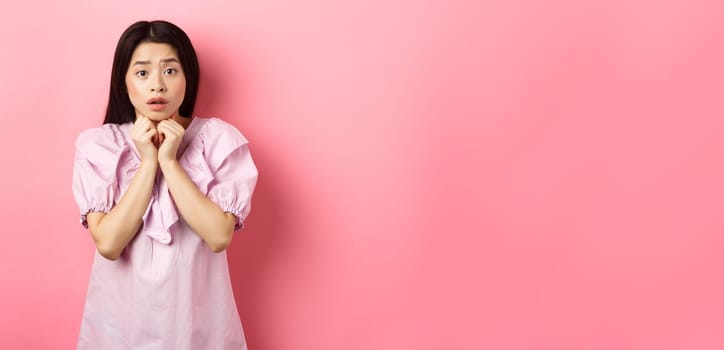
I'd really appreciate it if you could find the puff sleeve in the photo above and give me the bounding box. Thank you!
[71,126,124,229]
[202,119,259,231]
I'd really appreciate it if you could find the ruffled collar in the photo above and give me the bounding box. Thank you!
[118,117,208,244]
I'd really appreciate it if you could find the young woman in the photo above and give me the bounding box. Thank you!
[72,20,258,349]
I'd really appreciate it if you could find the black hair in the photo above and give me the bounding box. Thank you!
[103,20,200,124]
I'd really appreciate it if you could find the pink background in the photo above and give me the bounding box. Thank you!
[1,0,724,349]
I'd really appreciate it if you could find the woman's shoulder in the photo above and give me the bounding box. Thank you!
[195,117,249,145]
[192,117,251,170]
[74,123,130,157]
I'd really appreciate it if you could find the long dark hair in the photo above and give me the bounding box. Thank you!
[104,20,200,124]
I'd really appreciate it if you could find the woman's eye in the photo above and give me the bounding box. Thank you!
[136,71,147,77]
[164,68,177,75]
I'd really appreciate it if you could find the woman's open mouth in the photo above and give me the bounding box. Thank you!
[147,97,169,111]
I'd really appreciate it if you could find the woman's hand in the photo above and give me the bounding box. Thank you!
[157,117,185,164]
[131,115,159,163]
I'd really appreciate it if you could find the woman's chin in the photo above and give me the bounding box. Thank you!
[134,108,183,123]
[145,111,175,121]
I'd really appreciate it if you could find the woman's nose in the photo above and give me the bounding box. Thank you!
[151,74,166,92]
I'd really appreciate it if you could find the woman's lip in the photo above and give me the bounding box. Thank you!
[147,97,169,104]
[147,103,168,111]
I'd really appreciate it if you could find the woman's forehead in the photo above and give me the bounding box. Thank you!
[130,42,179,62]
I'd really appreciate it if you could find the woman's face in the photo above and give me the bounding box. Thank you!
[125,42,187,122]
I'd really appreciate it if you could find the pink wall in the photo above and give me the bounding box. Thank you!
[2,0,724,349]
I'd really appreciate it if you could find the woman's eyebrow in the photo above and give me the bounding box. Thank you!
[131,58,180,66]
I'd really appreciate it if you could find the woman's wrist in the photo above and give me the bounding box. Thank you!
[158,158,180,171]
[139,159,159,171]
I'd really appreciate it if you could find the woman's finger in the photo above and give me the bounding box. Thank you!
[157,123,176,138]
[144,128,158,143]
[133,117,154,135]
[159,120,184,136]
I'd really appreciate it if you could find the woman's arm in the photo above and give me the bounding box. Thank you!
[159,159,236,252]
[157,119,236,253]
[86,161,157,260]
[87,116,160,260]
